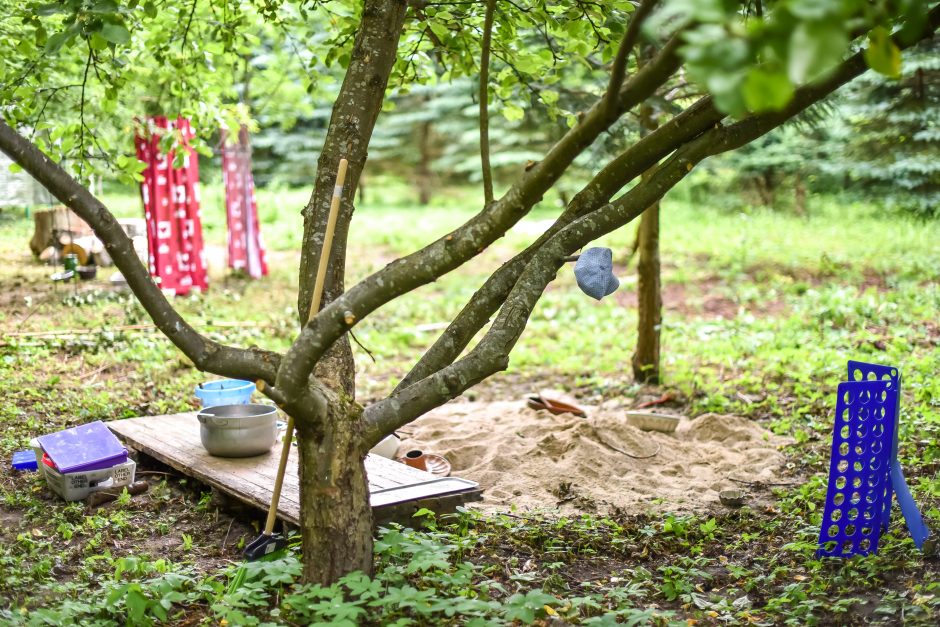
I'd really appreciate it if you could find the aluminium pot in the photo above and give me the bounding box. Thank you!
[197,403,278,457]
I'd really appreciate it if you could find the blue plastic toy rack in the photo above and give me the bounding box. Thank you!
[816,361,932,557]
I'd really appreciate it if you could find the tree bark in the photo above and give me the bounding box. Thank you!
[297,0,408,397]
[632,96,662,384]
[794,172,807,216]
[295,397,373,583]
[290,0,406,584]
[416,120,433,205]
[632,194,661,384]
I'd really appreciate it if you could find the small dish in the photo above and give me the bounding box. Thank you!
[625,411,680,433]
[397,453,452,477]
[719,489,746,507]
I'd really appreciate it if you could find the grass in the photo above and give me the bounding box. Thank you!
[0,181,938,625]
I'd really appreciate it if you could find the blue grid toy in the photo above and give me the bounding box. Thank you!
[816,361,932,557]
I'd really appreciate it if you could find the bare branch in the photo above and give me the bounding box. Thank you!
[0,120,282,385]
[479,0,495,205]
[606,0,657,112]
[181,0,198,52]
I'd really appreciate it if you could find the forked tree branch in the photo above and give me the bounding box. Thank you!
[276,34,684,397]
[362,9,940,443]
[0,120,283,385]
[479,0,495,204]
[395,96,721,390]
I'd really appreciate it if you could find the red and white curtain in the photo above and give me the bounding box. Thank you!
[135,116,208,295]
[221,126,267,278]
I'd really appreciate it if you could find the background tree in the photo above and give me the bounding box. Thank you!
[1,0,938,585]
[841,37,940,217]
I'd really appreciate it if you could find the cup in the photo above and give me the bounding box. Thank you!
[63,254,79,272]
[403,449,427,471]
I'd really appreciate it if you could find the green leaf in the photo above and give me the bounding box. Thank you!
[90,0,120,14]
[865,26,901,78]
[125,588,148,624]
[743,68,794,112]
[89,33,109,51]
[428,21,449,40]
[35,3,67,16]
[144,1,157,18]
[788,21,848,83]
[787,0,835,20]
[100,22,131,45]
[44,30,74,53]
[501,103,524,122]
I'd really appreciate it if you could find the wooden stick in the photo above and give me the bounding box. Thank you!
[308,158,348,322]
[264,158,348,537]
[85,480,150,508]
[6,321,272,338]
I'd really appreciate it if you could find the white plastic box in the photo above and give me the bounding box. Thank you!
[42,458,136,501]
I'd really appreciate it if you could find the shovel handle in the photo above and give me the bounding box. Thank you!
[264,158,348,537]
[307,158,348,322]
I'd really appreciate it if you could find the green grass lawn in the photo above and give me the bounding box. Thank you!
[0,183,938,625]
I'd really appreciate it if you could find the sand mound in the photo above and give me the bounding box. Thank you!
[397,398,790,513]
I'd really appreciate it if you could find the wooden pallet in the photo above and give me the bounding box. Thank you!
[108,413,481,526]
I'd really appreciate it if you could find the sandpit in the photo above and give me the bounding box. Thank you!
[398,397,791,514]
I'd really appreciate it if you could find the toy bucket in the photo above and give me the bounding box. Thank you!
[194,379,256,408]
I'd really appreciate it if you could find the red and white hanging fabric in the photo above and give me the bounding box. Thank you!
[220,126,268,278]
[134,116,208,295]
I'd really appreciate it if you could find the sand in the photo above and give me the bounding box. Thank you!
[397,395,791,514]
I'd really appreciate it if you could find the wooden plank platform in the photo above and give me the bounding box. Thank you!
[108,413,481,526]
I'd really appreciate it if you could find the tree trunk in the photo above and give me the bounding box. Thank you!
[794,172,807,216]
[297,0,408,396]
[632,98,662,384]
[292,0,406,584]
[30,208,56,256]
[632,195,662,383]
[416,120,433,205]
[756,171,775,207]
[295,400,373,583]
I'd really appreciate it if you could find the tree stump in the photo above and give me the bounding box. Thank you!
[29,209,55,256]
[30,206,95,259]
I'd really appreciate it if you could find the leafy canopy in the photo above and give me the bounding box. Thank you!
[0,0,933,183]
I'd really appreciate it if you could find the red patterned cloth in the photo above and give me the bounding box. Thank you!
[221,126,268,278]
[134,117,208,295]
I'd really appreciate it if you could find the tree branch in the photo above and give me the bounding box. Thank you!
[479,0,495,204]
[395,96,720,390]
[362,9,940,442]
[276,33,684,398]
[0,120,282,386]
[606,0,657,113]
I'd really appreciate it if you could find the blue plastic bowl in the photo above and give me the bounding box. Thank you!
[194,379,256,408]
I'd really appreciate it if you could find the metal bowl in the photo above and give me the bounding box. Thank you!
[197,403,278,457]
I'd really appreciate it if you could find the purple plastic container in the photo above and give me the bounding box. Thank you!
[36,421,127,474]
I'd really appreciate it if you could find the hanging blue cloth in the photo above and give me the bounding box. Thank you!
[574,247,619,300]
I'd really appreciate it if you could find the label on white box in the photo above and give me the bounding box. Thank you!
[44,459,136,501]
